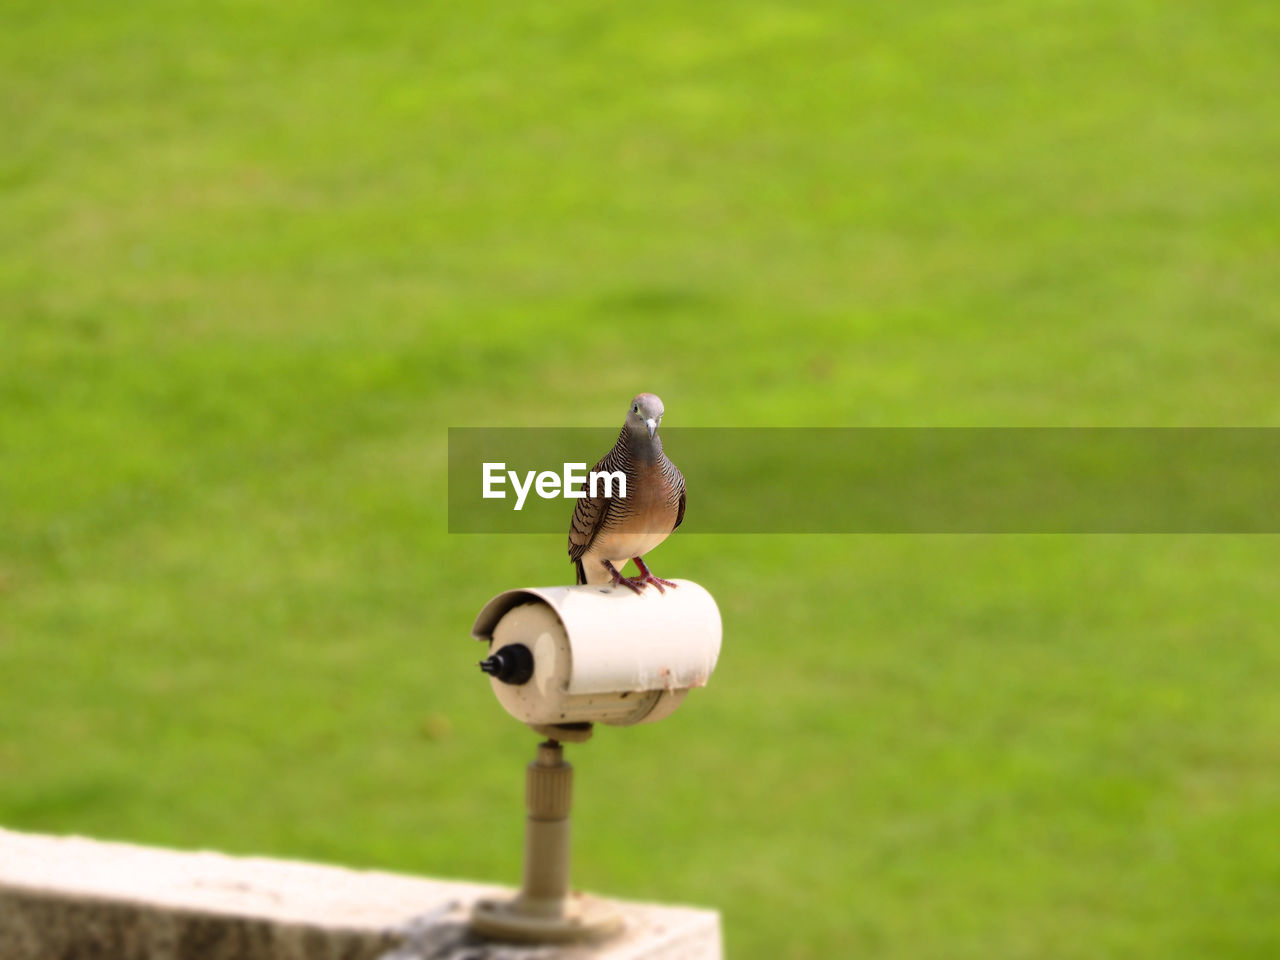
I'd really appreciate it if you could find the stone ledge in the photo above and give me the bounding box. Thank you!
[0,829,721,960]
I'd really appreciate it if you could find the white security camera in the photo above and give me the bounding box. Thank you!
[472,579,722,739]
[469,580,723,943]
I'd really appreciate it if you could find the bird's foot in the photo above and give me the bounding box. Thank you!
[633,557,678,594]
[603,560,647,594]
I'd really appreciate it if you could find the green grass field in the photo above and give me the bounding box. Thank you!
[3,2,1279,956]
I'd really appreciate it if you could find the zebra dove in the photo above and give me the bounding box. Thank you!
[568,393,686,593]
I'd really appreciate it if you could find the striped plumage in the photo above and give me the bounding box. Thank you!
[568,393,686,593]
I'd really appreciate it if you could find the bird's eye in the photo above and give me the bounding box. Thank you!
[632,405,638,413]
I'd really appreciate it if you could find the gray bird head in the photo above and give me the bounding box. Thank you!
[626,393,665,440]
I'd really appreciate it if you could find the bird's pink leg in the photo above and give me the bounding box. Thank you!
[602,559,646,594]
[633,557,677,593]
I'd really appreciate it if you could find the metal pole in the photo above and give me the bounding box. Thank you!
[470,738,621,943]
[517,740,573,916]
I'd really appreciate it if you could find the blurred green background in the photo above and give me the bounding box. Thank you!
[3,1,1279,957]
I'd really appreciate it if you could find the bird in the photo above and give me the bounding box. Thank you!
[568,393,686,594]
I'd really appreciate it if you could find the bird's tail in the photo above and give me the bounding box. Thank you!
[574,558,586,585]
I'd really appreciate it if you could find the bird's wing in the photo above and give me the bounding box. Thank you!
[670,460,687,531]
[567,452,618,562]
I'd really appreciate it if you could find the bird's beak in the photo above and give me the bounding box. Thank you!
[645,418,657,439]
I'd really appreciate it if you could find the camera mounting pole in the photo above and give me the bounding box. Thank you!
[470,730,622,943]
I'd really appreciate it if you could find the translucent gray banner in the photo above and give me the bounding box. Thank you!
[448,428,1280,533]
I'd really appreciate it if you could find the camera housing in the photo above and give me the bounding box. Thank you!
[472,580,722,737]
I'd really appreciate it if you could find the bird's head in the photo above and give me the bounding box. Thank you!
[626,393,665,440]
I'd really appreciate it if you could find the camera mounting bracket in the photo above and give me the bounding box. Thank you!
[470,735,622,943]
